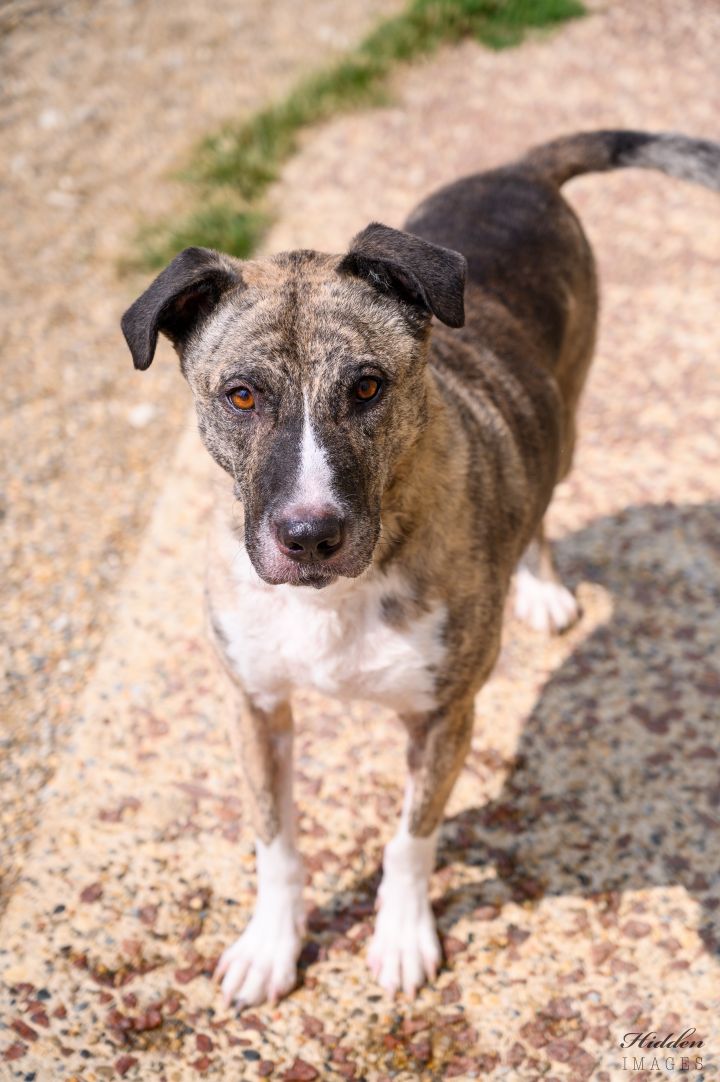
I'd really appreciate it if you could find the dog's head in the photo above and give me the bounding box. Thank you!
[122,224,466,588]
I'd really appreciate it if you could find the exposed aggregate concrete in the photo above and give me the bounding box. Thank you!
[1,1,719,1079]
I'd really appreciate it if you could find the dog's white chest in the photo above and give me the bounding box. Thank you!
[215,551,446,716]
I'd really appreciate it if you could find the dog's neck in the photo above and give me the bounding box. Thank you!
[372,366,462,579]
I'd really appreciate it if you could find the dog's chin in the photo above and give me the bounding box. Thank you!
[247,549,372,590]
[297,571,339,591]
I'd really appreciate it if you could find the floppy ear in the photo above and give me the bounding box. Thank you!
[338,222,466,329]
[121,246,241,370]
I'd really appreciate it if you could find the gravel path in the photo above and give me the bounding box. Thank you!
[1,0,719,1078]
[0,0,403,907]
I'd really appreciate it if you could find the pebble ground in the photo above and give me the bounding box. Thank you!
[1,1,719,1079]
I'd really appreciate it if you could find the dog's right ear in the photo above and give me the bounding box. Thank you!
[121,247,242,370]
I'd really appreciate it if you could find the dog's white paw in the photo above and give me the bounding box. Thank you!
[367,880,441,997]
[215,888,305,1008]
[514,566,579,634]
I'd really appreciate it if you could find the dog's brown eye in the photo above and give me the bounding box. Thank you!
[354,377,381,402]
[228,387,255,411]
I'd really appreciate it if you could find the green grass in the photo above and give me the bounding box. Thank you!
[132,201,268,270]
[134,0,584,270]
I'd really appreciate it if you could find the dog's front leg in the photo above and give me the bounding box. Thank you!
[368,697,474,997]
[215,696,305,1008]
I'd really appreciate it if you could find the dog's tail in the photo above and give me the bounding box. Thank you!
[522,130,720,192]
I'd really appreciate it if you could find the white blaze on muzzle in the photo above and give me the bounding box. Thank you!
[293,391,339,512]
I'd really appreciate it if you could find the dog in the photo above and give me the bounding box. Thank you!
[122,129,719,1008]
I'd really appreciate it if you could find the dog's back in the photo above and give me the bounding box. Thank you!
[408,130,720,357]
[406,130,720,489]
[407,165,595,362]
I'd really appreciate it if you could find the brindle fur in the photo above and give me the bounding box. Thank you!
[123,130,720,854]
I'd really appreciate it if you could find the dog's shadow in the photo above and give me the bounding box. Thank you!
[304,499,720,966]
[436,498,720,956]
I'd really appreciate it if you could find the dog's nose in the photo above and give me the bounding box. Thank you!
[275,514,345,562]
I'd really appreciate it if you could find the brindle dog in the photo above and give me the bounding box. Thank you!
[122,130,719,1007]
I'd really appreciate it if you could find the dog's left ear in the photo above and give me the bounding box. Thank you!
[338,222,466,329]
[121,246,242,371]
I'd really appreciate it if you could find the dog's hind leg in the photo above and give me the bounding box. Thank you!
[514,522,579,634]
[368,698,475,997]
[214,696,306,1008]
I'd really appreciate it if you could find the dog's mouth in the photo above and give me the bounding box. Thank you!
[254,554,361,590]
[293,568,339,590]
